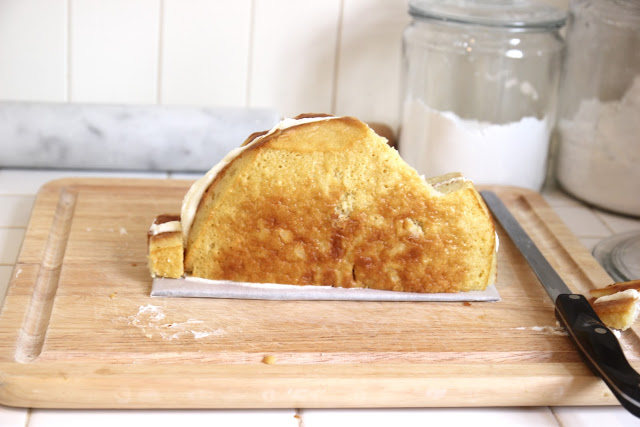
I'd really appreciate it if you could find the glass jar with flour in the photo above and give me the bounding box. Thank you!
[399,0,566,190]
[555,0,640,217]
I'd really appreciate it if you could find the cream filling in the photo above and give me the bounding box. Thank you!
[594,289,640,304]
[180,115,340,245]
[430,175,469,189]
[149,220,182,236]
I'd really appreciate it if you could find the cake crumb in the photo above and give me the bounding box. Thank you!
[109,292,118,299]
[463,301,472,306]
[262,355,276,365]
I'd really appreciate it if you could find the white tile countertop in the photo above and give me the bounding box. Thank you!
[0,168,639,427]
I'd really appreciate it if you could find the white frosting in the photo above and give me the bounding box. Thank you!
[180,115,340,244]
[594,289,640,304]
[430,175,469,190]
[149,220,182,236]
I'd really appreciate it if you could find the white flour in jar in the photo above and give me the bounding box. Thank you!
[556,75,640,216]
[399,99,551,190]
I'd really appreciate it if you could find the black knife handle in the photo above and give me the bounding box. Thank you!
[555,293,640,417]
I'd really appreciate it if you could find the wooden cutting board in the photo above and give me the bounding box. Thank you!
[0,178,636,409]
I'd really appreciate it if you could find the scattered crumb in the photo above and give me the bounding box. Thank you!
[512,325,568,336]
[115,305,226,341]
[109,292,117,299]
[262,355,276,365]
[131,262,138,267]
[120,227,128,235]
[14,268,22,278]
[463,301,472,306]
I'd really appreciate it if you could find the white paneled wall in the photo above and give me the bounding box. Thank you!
[161,0,252,106]
[70,0,160,103]
[0,0,410,127]
[0,0,67,102]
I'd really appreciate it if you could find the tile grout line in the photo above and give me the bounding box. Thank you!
[156,0,165,105]
[330,0,345,115]
[66,0,72,102]
[295,408,304,427]
[549,406,566,427]
[245,0,256,108]
[589,207,617,235]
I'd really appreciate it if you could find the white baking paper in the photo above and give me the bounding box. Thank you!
[151,276,500,302]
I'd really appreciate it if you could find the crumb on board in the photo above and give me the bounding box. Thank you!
[262,355,276,365]
[109,292,118,299]
[463,302,472,306]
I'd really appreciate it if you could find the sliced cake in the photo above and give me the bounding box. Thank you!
[589,279,640,331]
[157,114,498,293]
[147,214,183,279]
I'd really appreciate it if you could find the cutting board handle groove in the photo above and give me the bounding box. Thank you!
[14,188,77,363]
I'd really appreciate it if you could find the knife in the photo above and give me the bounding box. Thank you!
[480,190,640,417]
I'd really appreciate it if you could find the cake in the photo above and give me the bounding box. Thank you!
[589,279,640,331]
[147,114,498,293]
[147,214,183,279]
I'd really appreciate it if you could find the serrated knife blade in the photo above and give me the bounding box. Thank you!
[480,190,640,418]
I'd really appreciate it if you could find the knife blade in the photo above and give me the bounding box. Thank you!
[480,190,640,418]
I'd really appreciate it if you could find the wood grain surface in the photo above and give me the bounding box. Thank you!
[0,178,636,409]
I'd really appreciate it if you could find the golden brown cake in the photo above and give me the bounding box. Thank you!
[165,114,497,293]
[147,214,184,279]
[589,280,640,330]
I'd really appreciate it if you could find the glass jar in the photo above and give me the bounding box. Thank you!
[399,0,566,191]
[554,0,640,217]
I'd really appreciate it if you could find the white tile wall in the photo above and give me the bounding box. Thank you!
[249,0,342,116]
[160,0,252,106]
[0,195,35,227]
[27,409,299,427]
[0,405,29,427]
[0,0,418,128]
[0,0,67,102]
[69,0,160,103]
[300,407,560,427]
[334,0,409,126]
[0,228,25,265]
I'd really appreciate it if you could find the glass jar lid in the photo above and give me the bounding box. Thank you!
[593,231,640,282]
[409,0,567,29]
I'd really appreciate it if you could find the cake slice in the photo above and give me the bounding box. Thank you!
[589,280,640,330]
[171,114,497,293]
[147,214,184,279]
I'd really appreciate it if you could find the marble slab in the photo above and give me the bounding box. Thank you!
[0,102,280,171]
